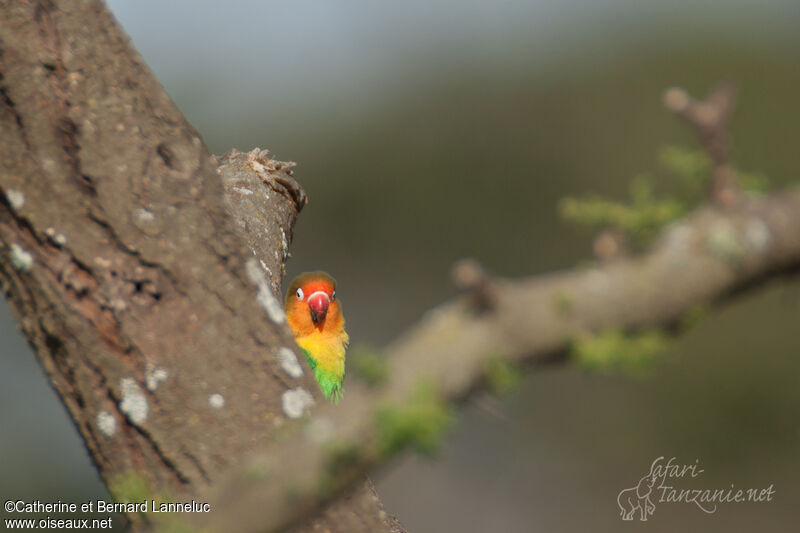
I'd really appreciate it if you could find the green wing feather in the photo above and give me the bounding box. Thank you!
[301,348,343,403]
[301,348,317,370]
[315,371,343,404]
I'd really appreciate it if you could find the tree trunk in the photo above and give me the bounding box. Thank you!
[0,1,401,531]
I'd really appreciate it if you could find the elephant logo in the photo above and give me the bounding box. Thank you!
[618,461,660,521]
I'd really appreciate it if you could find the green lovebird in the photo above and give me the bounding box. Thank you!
[285,272,349,402]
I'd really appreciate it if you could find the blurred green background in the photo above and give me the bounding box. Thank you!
[2,1,800,531]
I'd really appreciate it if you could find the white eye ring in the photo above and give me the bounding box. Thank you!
[296,288,304,300]
[331,290,336,301]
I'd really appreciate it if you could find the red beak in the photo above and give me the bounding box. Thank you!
[308,292,330,324]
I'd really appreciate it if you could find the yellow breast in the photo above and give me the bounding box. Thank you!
[297,330,348,381]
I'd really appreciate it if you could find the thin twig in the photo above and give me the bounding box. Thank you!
[663,82,739,206]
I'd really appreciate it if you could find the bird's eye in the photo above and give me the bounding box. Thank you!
[296,288,304,300]
[331,290,336,301]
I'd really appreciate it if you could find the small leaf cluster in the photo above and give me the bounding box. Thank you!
[658,145,769,196]
[109,472,153,505]
[375,381,454,457]
[561,175,685,246]
[350,345,389,387]
[571,328,670,376]
[484,357,522,395]
[317,442,365,498]
[561,145,769,247]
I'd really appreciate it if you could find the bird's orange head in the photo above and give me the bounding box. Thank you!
[285,272,344,336]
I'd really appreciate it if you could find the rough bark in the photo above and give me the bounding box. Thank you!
[0,1,401,532]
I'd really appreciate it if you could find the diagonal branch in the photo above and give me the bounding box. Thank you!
[198,104,800,533]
